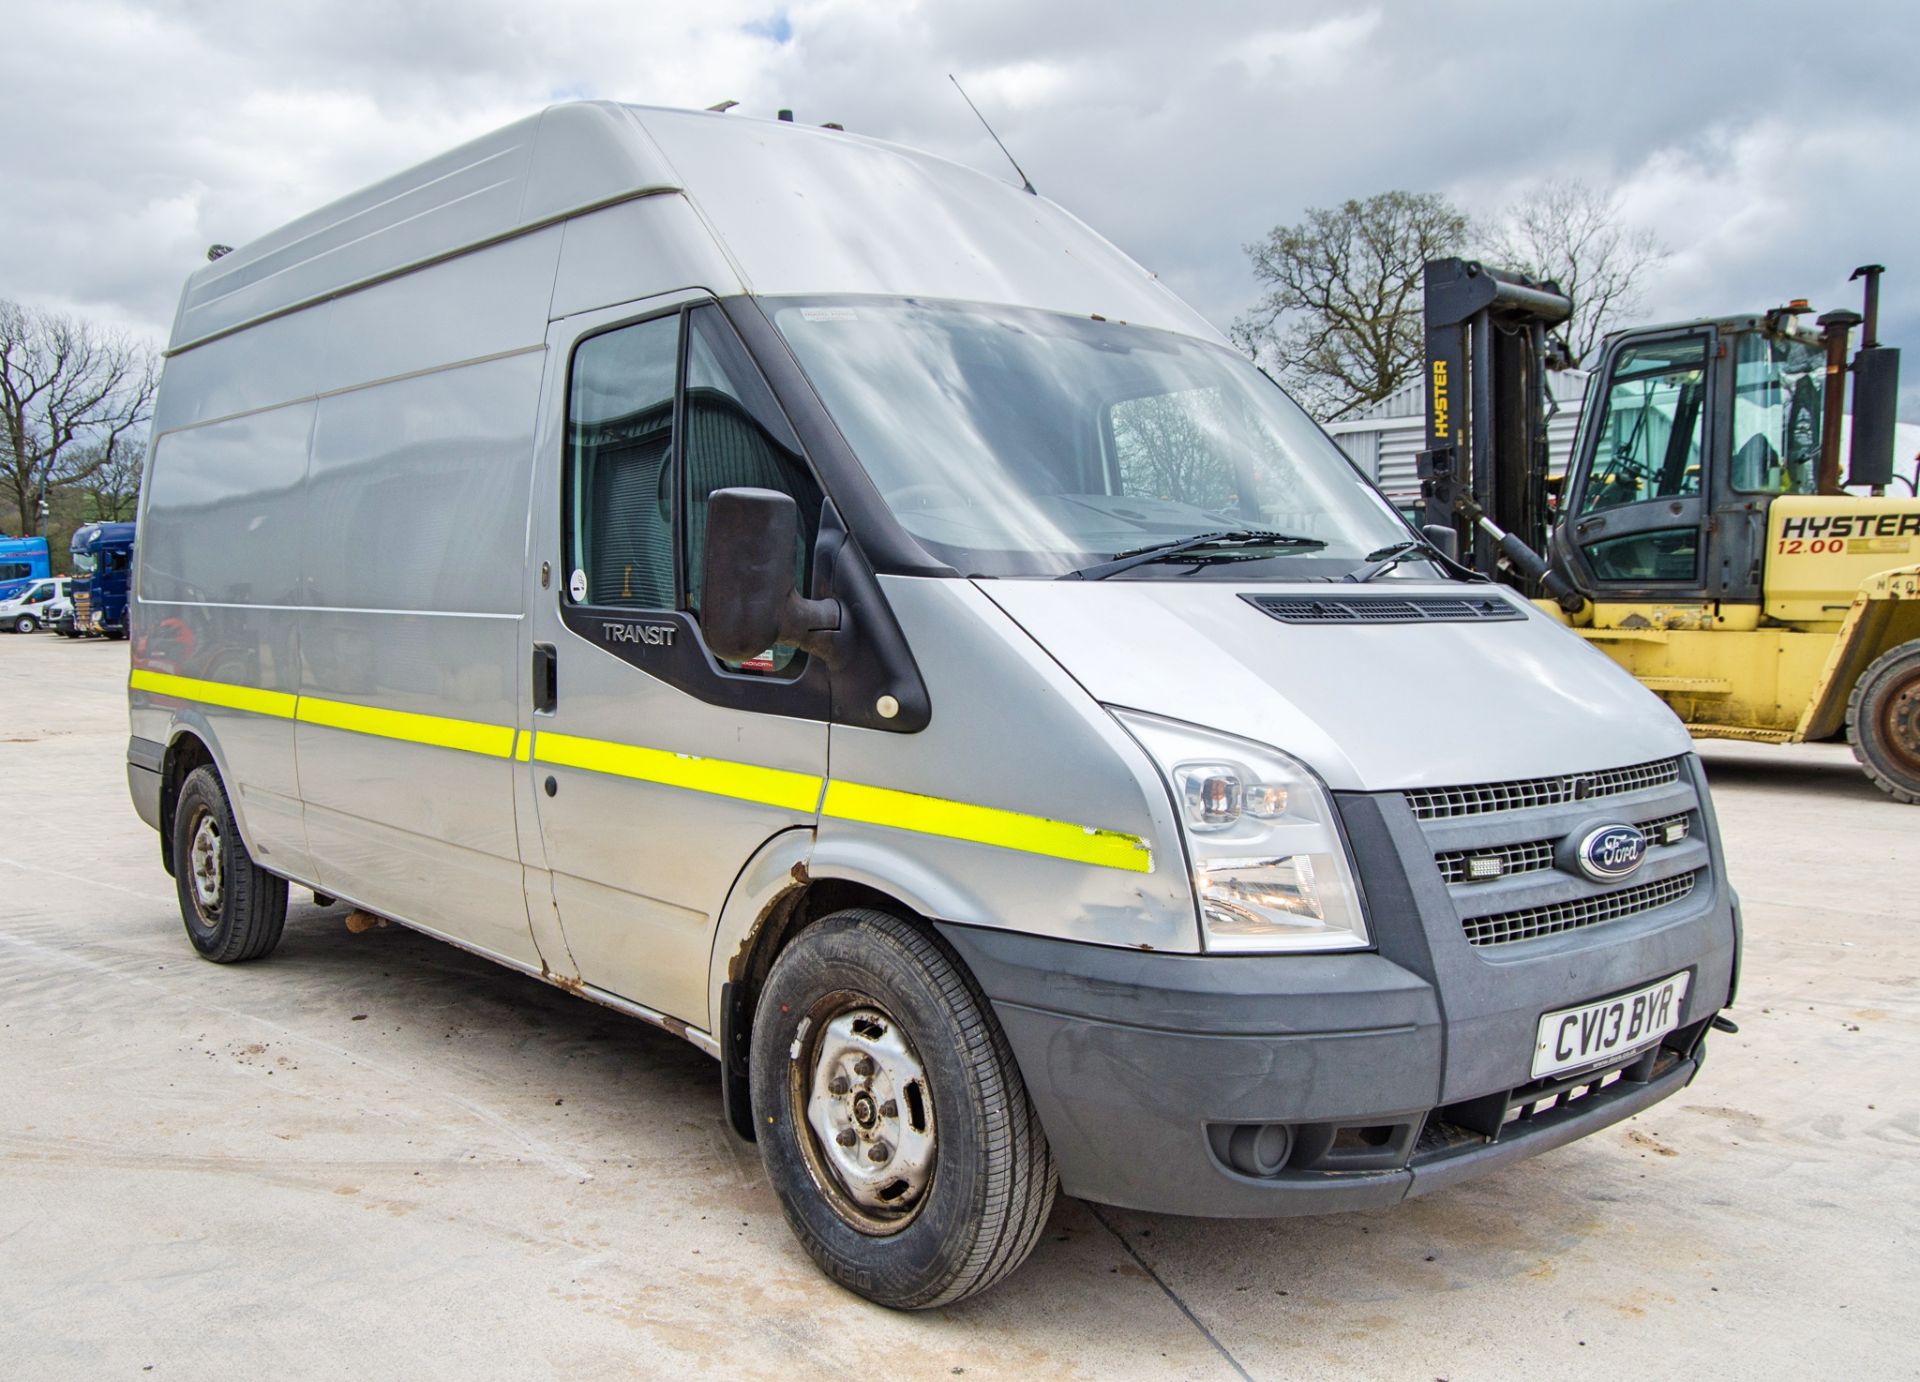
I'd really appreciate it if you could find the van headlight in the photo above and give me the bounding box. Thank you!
[1114,710,1369,953]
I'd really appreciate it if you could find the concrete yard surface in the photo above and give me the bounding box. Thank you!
[1,632,1914,1379]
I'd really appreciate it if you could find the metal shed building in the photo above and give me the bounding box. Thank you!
[1325,368,1590,511]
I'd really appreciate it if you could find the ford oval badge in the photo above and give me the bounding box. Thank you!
[1576,823,1647,882]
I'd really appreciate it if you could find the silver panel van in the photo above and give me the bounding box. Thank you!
[128,103,1738,1308]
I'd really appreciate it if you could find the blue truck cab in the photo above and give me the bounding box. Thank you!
[70,522,136,638]
[0,535,52,603]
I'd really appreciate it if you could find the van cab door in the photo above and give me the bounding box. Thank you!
[520,295,829,1031]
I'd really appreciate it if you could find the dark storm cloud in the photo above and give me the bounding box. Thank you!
[3,0,1914,414]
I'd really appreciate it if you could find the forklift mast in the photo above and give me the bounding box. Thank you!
[1417,258,1573,584]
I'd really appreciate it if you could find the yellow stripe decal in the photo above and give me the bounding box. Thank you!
[533,731,824,813]
[295,695,517,758]
[130,668,297,720]
[129,670,1150,872]
[821,780,1153,874]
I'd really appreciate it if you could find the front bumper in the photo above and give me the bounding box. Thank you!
[128,736,163,833]
[938,921,1718,1217]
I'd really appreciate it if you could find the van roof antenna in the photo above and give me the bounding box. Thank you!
[948,75,1036,195]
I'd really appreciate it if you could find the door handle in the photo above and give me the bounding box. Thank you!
[532,642,557,714]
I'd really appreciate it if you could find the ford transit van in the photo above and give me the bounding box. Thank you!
[2,575,67,634]
[128,103,1738,1308]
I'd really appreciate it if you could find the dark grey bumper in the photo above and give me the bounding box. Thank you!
[937,921,1717,1218]
[128,736,163,832]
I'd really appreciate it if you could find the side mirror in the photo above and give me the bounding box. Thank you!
[699,488,840,665]
[1420,523,1459,563]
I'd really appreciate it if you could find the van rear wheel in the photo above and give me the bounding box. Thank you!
[172,765,289,961]
[1847,639,1920,804]
[749,909,1056,1309]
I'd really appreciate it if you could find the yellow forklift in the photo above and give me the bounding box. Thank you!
[1417,258,1920,802]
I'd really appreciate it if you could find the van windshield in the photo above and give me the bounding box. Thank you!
[770,298,1419,578]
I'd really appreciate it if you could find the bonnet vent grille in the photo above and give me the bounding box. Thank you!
[1242,594,1525,625]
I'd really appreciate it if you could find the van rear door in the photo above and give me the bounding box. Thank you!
[520,297,829,1031]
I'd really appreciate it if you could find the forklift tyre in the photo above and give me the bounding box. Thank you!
[1847,639,1920,804]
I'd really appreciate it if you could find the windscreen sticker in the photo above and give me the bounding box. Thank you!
[568,569,588,602]
[798,306,859,322]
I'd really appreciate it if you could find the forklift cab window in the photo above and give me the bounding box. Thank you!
[1730,332,1823,495]
[1579,337,1706,515]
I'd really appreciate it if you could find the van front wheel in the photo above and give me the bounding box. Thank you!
[172,765,289,962]
[749,909,1056,1309]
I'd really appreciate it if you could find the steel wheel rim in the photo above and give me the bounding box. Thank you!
[1881,669,1920,779]
[187,809,224,922]
[790,995,936,1235]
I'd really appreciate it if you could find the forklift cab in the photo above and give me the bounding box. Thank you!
[1551,319,1827,610]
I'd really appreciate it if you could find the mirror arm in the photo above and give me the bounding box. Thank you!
[777,592,842,665]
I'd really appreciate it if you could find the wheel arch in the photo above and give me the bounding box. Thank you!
[157,726,232,876]
[1797,563,1920,740]
[707,829,997,1141]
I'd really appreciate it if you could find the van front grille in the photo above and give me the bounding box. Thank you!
[1434,810,1693,883]
[1462,872,1699,947]
[1435,838,1556,884]
[1407,759,1682,821]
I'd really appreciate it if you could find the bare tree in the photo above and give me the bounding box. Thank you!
[74,433,148,521]
[1233,191,1470,422]
[0,300,158,536]
[1487,179,1668,367]
[1111,390,1239,511]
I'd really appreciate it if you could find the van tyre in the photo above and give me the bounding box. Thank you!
[12,614,35,634]
[1847,639,1920,804]
[749,909,1056,1309]
[172,765,289,961]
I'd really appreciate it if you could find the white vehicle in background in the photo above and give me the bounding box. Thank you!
[1,577,69,634]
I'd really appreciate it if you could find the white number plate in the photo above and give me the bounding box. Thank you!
[1532,971,1690,1079]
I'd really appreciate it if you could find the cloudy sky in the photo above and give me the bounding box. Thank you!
[4,0,1916,414]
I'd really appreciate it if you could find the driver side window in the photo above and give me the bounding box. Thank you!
[1580,337,1707,514]
[563,304,820,675]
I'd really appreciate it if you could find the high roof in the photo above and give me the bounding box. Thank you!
[170,102,1218,353]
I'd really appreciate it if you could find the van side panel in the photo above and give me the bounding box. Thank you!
[549,194,743,321]
[282,230,560,965]
[139,402,316,878]
[296,351,546,964]
[170,116,543,351]
[323,230,561,383]
[149,309,333,435]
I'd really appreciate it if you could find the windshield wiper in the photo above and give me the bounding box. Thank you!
[1060,529,1327,581]
[1344,538,1439,584]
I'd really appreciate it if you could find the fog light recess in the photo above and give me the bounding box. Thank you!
[1211,1122,1294,1178]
